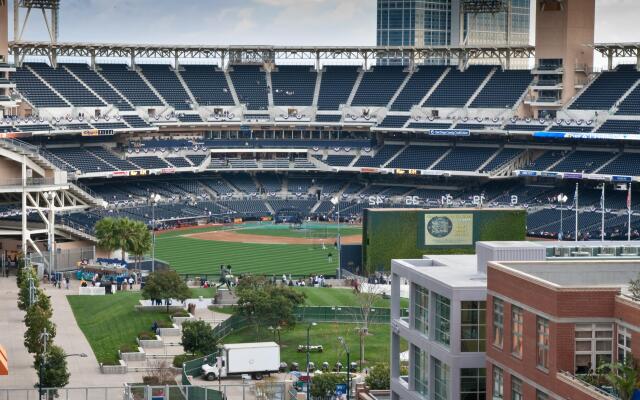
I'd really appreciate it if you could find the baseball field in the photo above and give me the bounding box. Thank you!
[154,222,362,277]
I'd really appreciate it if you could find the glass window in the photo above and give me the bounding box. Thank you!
[413,345,428,397]
[492,366,503,399]
[575,323,613,374]
[617,325,632,364]
[434,293,451,346]
[461,301,486,352]
[413,284,429,335]
[511,306,523,357]
[492,298,504,348]
[536,317,550,370]
[433,358,450,400]
[511,376,523,400]
[536,390,550,400]
[460,368,486,400]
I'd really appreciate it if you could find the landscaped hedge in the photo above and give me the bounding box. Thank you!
[363,208,526,273]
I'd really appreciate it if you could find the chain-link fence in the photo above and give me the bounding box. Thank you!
[29,247,95,273]
[0,383,291,400]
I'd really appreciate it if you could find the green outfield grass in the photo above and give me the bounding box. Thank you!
[222,322,400,368]
[155,235,339,277]
[236,225,362,239]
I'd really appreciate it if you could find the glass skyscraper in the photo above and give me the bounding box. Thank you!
[377,0,530,64]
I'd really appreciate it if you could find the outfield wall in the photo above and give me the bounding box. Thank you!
[362,208,526,273]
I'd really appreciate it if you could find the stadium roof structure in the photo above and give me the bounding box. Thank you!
[592,42,640,58]
[8,40,536,64]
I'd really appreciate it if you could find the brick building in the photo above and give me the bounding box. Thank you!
[486,259,640,400]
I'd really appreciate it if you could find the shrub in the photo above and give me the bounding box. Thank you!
[173,353,204,368]
[119,344,138,354]
[171,309,190,318]
[157,321,174,329]
[137,331,157,341]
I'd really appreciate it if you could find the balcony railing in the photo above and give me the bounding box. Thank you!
[557,371,619,399]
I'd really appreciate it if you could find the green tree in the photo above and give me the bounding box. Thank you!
[17,266,40,311]
[235,276,306,340]
[141,270,190,312]
[181,320,218,355]
[94,217,121,257]
[598,359,639,400]
[34,345,70,395]
[130,223,152,270]
[365,363,390,390]
[310,372,347,399]
[24,305,56,355]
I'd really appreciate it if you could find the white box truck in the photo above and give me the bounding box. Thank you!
[202,342,280,380]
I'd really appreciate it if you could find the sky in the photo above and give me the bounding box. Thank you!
[6,0,640,65]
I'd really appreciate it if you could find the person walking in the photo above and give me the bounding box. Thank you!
[327,252,333,263]
[65,276,70,290]
[128,276,134,290]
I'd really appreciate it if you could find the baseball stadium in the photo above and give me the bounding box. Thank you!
[1,0,640,399]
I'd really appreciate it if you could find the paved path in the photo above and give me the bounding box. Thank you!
[0,276,37,389]
[42,281,147,388]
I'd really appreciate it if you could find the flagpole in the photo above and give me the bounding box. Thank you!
[601,183,605,241]
[575,183,579,242]
[628,183,632,242]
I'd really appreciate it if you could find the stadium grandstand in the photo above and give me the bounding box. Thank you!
[2,0,640,259]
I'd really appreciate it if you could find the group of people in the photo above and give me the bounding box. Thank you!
[280,274,327,287]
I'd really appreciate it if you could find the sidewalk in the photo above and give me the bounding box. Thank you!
[41,281,147,387]
[0,277,37,388]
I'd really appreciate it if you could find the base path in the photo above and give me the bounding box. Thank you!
[186,229,362,245]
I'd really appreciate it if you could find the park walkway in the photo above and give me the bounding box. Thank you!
[0,276,37,389]
[42,281,147,388]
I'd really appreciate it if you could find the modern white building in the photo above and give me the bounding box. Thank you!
[390,240,640,400]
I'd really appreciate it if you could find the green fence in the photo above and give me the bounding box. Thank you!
[294,306,407,324]
[181,355,223,400]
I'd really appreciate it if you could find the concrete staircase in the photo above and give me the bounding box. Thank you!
[346,69,365,106]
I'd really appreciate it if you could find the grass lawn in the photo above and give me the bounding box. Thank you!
[237,225,362,239]
[295,287,408,308]
[67,292,171,364]
[189,287,217,298]
[155,237,338,277]
[222,322,399,368]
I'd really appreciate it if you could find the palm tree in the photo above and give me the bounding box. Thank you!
[130,222,152,270]
[94,218,120,257]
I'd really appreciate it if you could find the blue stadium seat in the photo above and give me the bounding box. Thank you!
[471,69,532,108]
[317,66,359,110]
[139,64,193,110]
[431,146,498,171]
[11,67,69,107]
[271,66,316,106]
[425,66,493,108]
[98,64,164,106]
[390,66,448,111]
[387,145,448,169]
[570,65,640,110]
[28,63,105,107]
[351,66,407,107]
[63,63,134,111]
[179,65,235,106]
[229,65,269,110]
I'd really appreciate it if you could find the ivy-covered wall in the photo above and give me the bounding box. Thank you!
[362,208,526,274]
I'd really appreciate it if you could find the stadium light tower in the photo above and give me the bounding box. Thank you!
[13,0,60,66]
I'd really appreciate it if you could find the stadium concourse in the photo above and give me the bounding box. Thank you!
[3,58,640,241]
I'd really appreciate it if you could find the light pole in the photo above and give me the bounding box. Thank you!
[38,327,86,399]
[306,322,317,400]
[149,193,161,273]
[338,336,350,400]
[557,193,568,240]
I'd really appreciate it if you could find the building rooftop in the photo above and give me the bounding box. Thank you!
[393,254,486,288]
[492,259,640,289]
